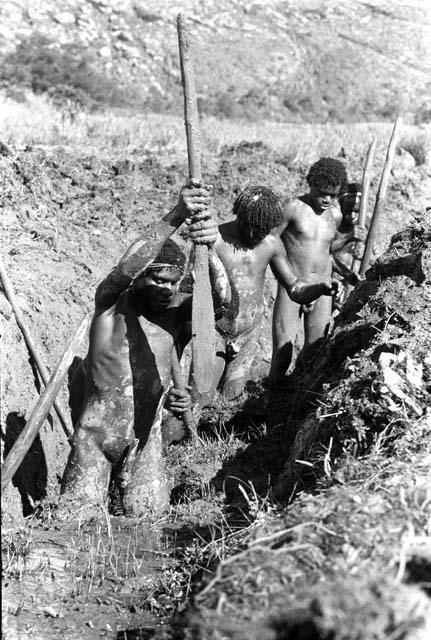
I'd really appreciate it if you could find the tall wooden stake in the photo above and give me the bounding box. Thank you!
[359,117,402,277]
[351,136,377,275]
[0,253,73,441]
[177,13,215,406]
[1,317,89,492]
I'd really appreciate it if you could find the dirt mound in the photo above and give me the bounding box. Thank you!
[274,212,431,499]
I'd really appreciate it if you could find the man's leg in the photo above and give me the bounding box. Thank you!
[60,426,112,505]
[303,294,333,347]
[221,324,261,400]
[121,392,170,516]
[270,286,301,378]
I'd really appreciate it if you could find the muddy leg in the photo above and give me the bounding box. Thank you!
[60,428,111,506]
[121,393,170,516]
[270,287,300,378]
[221,324,260,400]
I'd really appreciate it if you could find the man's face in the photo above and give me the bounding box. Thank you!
[133,268,181,312]
[339,191,361,224]
[309,183,341,214]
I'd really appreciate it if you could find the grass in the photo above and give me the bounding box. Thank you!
[1,91,430,166]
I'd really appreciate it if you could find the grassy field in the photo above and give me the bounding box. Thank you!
[1,92,429,158]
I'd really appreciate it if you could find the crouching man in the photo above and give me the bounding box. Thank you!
[60,187,226,516]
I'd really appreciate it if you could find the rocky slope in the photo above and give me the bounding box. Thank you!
[0,0,430,122]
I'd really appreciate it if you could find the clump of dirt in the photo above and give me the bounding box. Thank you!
[151,213,431,640]
[273,212,431,499]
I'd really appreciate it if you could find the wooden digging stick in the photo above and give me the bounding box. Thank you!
[0,253,73,441]
[171,349,198,438]
[1,317,89,492]
[341,136,377,304]
[351,136,377,275]
[359,117,402,277]
[177,14,216,406]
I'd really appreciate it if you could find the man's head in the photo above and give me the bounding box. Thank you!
[339,182,362,223]
[306,158,348,214]
[132,239,186,312]
[233,186,282,247]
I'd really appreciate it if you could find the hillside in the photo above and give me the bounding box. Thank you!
[0,0,430,122]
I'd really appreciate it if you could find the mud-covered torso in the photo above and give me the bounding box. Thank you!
[215,222,275,339]
[281,198,341,283]
[80,291,189,444]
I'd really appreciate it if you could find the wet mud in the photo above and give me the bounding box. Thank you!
[2,518,174,640]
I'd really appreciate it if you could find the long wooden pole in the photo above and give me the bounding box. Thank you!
[359,117,402,277]
[351,136,377,275]
[1,317,89,492]
[177,14,216,406]
[171,349,197,437]
[0,253,73,441]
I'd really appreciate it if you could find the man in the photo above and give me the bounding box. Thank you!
[61,188,226,516]
[332,182,368,303]
[185,184,338,401]
[270,158,361,378]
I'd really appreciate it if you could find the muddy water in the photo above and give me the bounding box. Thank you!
[2,517,176,639]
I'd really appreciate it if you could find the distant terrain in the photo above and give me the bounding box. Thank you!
[0,0,430,122]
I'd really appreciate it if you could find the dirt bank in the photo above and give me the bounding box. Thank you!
[0,135,426,519]
[1,133,430,639]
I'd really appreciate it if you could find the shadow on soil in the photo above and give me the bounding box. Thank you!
[2,411,48,516]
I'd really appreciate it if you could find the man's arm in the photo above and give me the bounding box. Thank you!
[94,190,195,310]
[331,252,361,286]
[182,186,231,308]
[270,239,336,304]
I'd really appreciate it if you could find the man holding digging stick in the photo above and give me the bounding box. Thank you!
[270,158,364,378]
[60,187,228,516]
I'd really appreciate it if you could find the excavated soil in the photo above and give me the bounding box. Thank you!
[1,137,430,639]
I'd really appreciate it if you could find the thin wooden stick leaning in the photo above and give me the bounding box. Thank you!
[177,13,216,406]
[0,253,73,441]
[1,317,89,491]
[359,117,402,277]
[351,136,377,275]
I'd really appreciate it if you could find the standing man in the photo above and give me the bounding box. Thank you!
[61,187,227,516]
[270,158,360,378]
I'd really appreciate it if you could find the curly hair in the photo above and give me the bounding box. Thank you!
[148,238,186,273]
[233,186,282,242]
[306,158,348,192]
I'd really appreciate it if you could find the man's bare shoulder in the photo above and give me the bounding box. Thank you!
[281,197,310,220]
[328,202,343,227]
